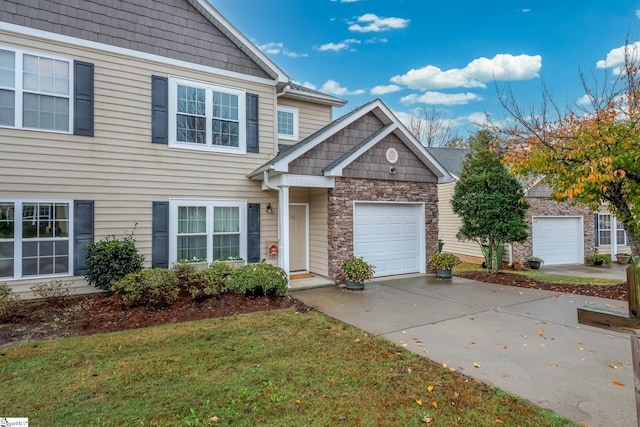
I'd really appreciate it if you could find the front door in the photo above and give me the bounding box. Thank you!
[289,204,308,271]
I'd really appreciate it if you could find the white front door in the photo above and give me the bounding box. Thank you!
[289,204,308,271]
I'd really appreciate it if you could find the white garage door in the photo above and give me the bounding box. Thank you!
[532,217,583,265]
[354,203,425,277]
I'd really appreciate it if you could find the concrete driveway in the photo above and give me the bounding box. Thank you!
[292,275,634,426]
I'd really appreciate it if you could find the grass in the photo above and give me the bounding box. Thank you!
[454,262,622,286]
[0,308,576,426]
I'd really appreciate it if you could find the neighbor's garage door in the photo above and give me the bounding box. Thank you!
[532,217,583,265]
[354,203,424,277]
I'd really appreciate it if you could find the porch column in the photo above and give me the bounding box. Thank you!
[279,185,290,277]
[612,215,618,261]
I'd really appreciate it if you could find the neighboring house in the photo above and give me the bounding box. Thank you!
[0,0,451,297]
[428,147,628,266]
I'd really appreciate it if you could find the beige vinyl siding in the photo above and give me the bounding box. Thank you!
[309,188,329,277]
[288,187,329,277]
[277,98,332,143]
[437,182,483,260]
[0,31,282,294]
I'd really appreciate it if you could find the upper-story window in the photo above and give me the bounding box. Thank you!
[0,47,72,132]
[277,106,299,140]
[168,77,246,153]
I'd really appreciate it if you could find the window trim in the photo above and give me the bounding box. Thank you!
[0,45,74,133]
[597,213,627,246]
[0,199,74,280]
[277,105,299,140]
[168,76,246,154]
[168,199,247,266]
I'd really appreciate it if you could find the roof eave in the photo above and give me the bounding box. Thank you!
[281,88,347,107]
[191,0,290,85]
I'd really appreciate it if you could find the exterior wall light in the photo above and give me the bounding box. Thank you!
[266,203,272,214]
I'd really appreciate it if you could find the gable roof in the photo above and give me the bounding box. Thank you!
[249,99,452,183]
[425,147,469,179]
[279,83,347,107]
[189,0,289,85]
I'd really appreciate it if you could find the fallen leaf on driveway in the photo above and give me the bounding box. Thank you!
[608,364,618,369]
[612,381,625,386]
[473,362,480,368]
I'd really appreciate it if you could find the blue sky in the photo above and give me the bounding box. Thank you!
[213,1,640,139]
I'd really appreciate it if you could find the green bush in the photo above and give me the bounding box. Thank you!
[30,280,72,308]
[0,282,20,322]
[112,268,179,307]
[187,262,233,300]
[227,262,289,297]
[172,261,197,288]
[84,231,145,292]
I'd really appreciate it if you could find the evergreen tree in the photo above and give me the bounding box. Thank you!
[451,130,529,273]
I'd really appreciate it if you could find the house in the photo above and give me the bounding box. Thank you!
[0,0,451,297]
[427,147,629,266]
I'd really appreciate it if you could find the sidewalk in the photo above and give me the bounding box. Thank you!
[292,275,634,426]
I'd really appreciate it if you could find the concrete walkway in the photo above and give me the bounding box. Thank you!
[292,275,634,426]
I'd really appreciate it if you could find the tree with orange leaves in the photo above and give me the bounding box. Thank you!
[494,43,640,255]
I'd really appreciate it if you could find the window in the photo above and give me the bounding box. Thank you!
[0,47,72,132]
[277,106,299,140]
[598,213,627,246]
[0,200,72,279]
[171,201,246,263]
[169,77,246,153]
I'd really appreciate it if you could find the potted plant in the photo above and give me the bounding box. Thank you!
[586,252,611,266]
[615,253,632,265]
[527,256,544,270]
[340,256,375,290]
[430,252,458,279]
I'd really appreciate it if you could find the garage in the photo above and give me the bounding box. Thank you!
[353,202,425,277]
[532,216,583,265]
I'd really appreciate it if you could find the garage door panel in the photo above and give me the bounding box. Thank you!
[532,217,583,265]
[354,203,425,277]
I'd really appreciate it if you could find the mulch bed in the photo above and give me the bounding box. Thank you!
[0,270,627,348]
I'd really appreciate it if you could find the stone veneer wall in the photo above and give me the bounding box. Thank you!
[327,177,439,282]
[511,197,594,266]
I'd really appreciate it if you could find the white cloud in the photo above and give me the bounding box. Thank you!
[257,42,307,58]
[391,54,542,90]
[370,84,402,95]
[316,39,360,52]
[596,42,640,69]
[636,10,640,19]
[460,112,491,127]
[348,13,410,33]
[401,91,482,106]
[576,94,592,106]
[293,81,318,91]
[320,80,365,96]
[365,37,388,44]
[521,8,531,13]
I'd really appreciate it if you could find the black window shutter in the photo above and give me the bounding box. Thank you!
[246,93,259,153]
[152,76,169,144]
[152,202,170,268]
[73,61,94,136]
[594,213,599,247]
[247,203,260,262]
[74,200,94,276]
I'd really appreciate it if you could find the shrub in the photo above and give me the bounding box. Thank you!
[84,230,145,292]
[30,280,73,308]
[112,268,179,307]
[0,282,20,322]
[227,262,289,297]
[187,262,233,300]
[586,252,611,265]
[430,252,459,270]
[340,256,375,283]
[172,261,197,288]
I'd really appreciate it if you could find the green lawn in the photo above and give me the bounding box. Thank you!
[454,262,622,286]
[0,308,576,426]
